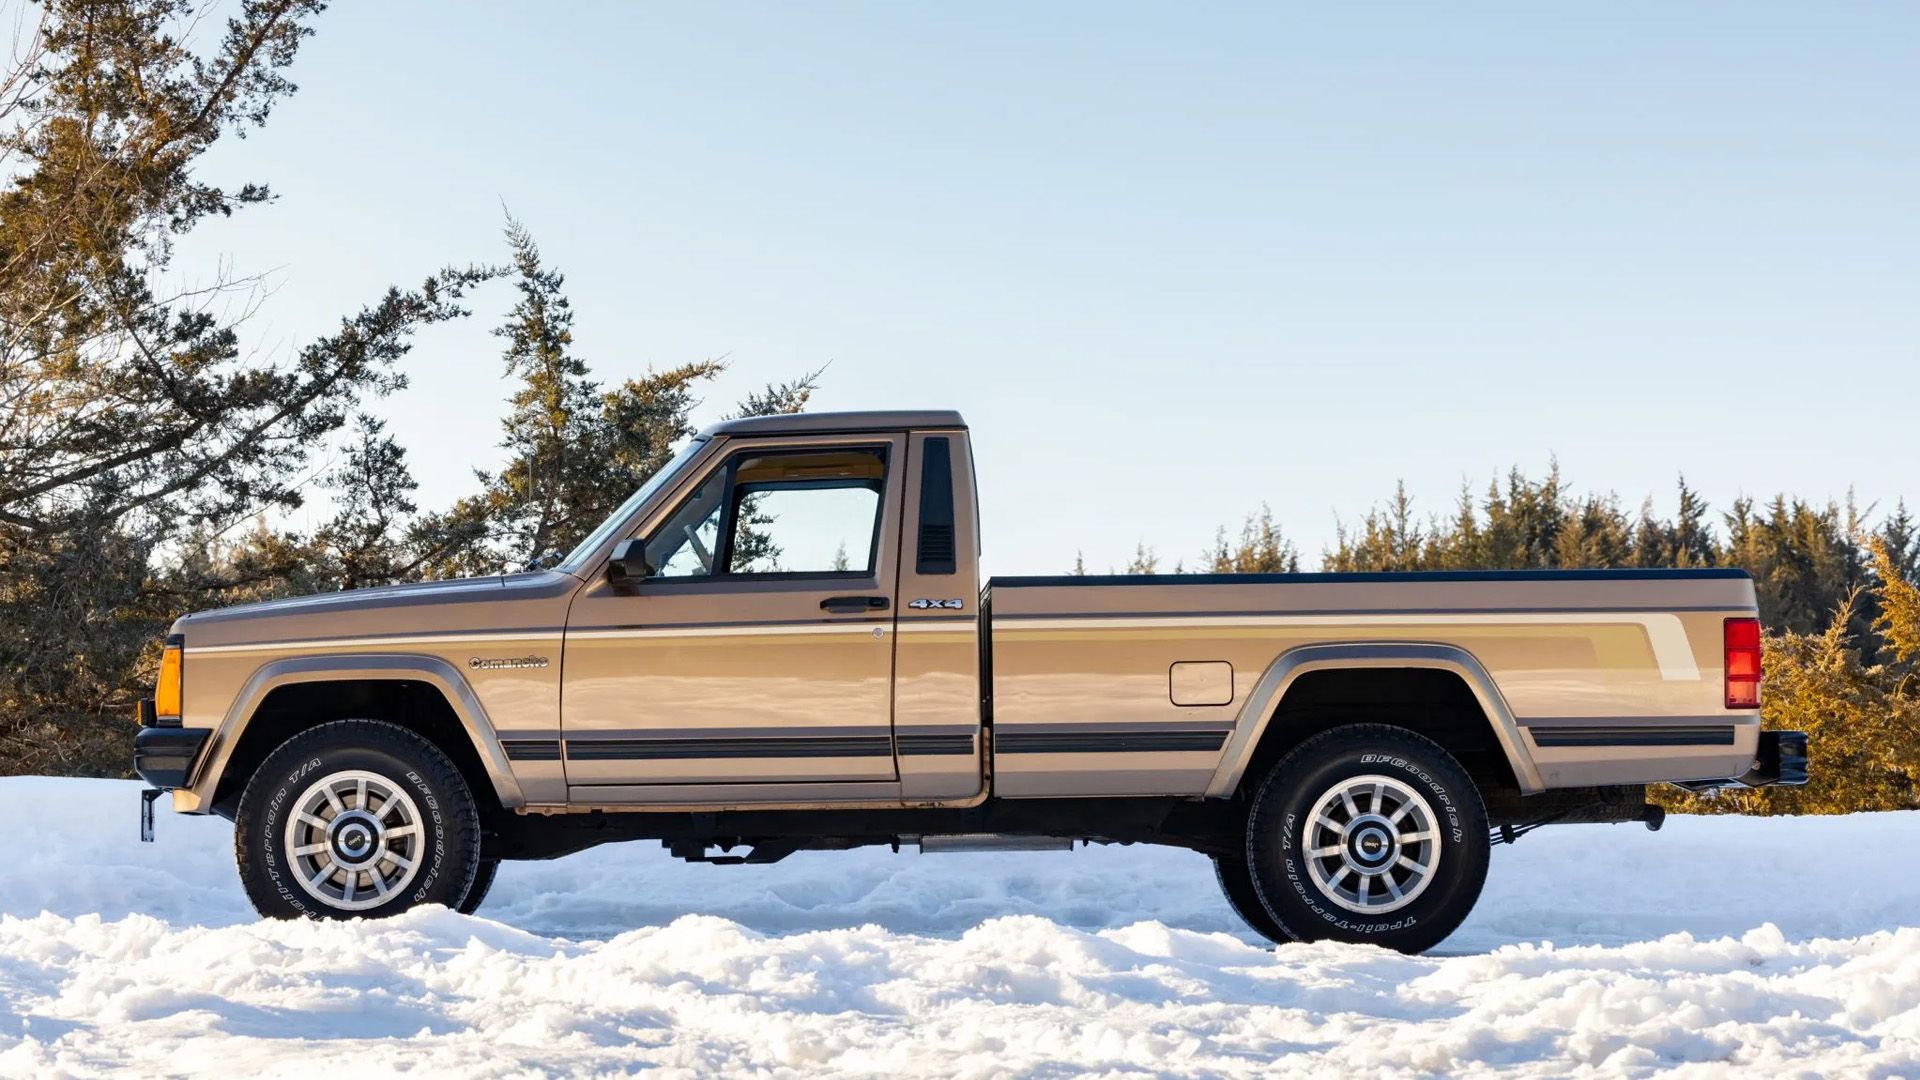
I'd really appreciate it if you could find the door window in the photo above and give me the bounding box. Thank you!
[645,447,887,578]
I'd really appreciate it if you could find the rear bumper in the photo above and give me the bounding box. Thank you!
[1737,730,1809,787]
[133,724,211,789]
[1675,730,1808,791]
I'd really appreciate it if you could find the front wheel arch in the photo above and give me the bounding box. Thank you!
[202,663,520,822]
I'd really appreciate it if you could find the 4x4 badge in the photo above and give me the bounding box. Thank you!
[908,598,965,610]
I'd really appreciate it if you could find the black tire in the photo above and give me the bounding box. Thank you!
[457,858,500,915]
[1244,724,1489,954]
[1213,853,1292,945]
[234,719,481,920]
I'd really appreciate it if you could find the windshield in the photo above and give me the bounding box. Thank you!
[555,437,708,574]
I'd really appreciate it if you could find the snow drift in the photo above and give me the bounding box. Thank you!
[2,777,1917,1076]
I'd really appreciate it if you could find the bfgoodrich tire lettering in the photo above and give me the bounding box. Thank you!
[234,719,480,920]
[1244,724,1490,954]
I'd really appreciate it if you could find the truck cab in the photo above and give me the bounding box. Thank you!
[554,410,988,804]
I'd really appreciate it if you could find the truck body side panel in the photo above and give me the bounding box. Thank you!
[986,571,1759,798]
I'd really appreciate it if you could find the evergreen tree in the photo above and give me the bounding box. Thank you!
[1633,478,1715,569]
[1722,495,1871,643]
[1552,494,1634,569]
[1660,593,1920,816]
[1481,464,1566,569]
[1123,543,1160,574]
[1426,482,1488,570]
[1875,501,1918,583]
[1204,506,1300,573]
[0,1,490,776]
[439,217,826,576]
[1326,482,1425,571]
[481,214,602,567]
[1870,539,1920,665]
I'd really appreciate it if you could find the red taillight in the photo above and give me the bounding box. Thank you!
[1724,617,1761,709]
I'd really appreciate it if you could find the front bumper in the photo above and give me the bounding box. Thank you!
[133,723,211,789]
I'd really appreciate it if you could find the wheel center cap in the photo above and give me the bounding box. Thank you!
[1346,815,1397,870]
[328,811,383,866]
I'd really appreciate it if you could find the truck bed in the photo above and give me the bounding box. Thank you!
[984,569,1759,798]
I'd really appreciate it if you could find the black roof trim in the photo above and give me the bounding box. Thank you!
[990,568,1754,588]
[702,410,967,438]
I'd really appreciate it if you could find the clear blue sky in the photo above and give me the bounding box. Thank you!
[180,2,1918,576]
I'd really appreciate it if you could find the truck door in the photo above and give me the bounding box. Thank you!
[561,433,904,795]
[892,430,987,800]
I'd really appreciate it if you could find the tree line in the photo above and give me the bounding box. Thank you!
[1093,483,1920,814]
[3,2,1912,815]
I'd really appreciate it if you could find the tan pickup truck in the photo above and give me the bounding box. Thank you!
[132,410,1806,952]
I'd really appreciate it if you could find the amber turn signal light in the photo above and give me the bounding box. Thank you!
[155,634,184,720]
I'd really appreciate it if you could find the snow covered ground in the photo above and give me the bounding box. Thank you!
[2,778,1917,1077]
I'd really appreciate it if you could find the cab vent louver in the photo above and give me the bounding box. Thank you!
[917,437,957,575]
[919,525,956,566]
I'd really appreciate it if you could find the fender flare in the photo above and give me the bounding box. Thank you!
[1203,641,1545,797]
[178,653,527,812]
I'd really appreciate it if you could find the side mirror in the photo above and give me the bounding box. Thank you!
[606,538,653,584]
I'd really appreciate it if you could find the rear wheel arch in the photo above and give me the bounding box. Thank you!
[1208,643,1543,802]
[200,656,523,821]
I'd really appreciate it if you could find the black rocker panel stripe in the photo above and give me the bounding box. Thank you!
[564,735,895,761]
[501,739,562,762]
[897,733,975,756]
[995,729,1232,754]
[1526,725,1736,748]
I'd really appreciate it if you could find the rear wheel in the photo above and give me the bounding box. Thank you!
[1213,853,1291,944]
[1244,724,1489,954]
[234,719,482,920]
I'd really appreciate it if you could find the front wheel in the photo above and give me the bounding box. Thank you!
[1244,724,1489,954]
[1213,853,1291,945]
[234,719,482,920]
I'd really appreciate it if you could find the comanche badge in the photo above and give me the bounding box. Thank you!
[468,656,550,671]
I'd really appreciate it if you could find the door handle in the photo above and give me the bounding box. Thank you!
[821,595,889,614]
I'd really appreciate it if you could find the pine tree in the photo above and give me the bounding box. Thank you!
[316,416,419,590]
[1722,495,1870,642]
[1870,539,1920,665]
[1123,543,1160,575]
[1205,505,1300,573]
[445,216,827,576]
[476,213,602,566]
[0,1,491,776]
[1876,501,1918,582]
[1553,494,1634,568]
